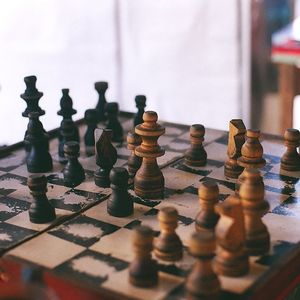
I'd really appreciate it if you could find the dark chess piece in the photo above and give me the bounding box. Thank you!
[95,81,108,122]
[27,175,56,223]
[58,119,79,164]
[195,181,220,233]
[214,195,249,276]
[281,128,300,171]
[107,167,133,217]
[134,111,165,199]
[154,206,183,261]
[224,119,246,178]
[26,112,52,173]
[63,141,85,187]
[84,109,98,156]
[239,169,270,256]
[134,95,146,127]
[129,226,158,287]
[105,102,123,143]
[185,231,221,300]
[184,124,207,166]
[127,131,142,179]
[94,129,117,187]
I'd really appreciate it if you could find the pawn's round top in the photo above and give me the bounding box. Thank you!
[135,95,146,106]
[189,231,215,257]
[284,128,300,143]
[190,124,205,137]
[109,167,129,186]
[133,225,154,239]
[247,129,260,138]
[143,111,158,124]
[27,174,47,190]
[94,81,108,91]
[158,206,178,223]
[84,109,98,122]
[105,102,119,113]
[198,181,219,200]
[64,141,80,156]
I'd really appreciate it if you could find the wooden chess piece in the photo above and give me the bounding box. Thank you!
[129,226,158,287]
[134,111,165,199]
[105,102,124,143]
[239,169,270,256]
[154,206,183,261]
[94,129,117,187]
[134,95,146,127]
[84,109,98,156]
[95,81,108,122]
[214,195,249,277]
[107,167,133,217]
[63,141,85,187]
[184,124,207,166]
[224,119,246,178]
[280,128,300,171]
[186,231,221,300]
[26,112,52,173]
[195,181,219,233]
[27,175,56,224]
[127,131,142,179]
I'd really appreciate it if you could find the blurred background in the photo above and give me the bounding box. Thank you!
[0,0,298,145]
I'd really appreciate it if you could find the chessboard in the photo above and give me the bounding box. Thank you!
[1,113,300,300]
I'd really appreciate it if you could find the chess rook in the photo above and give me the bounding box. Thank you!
[214,195,249,277]
[184,124,207,166]
[134,111,165,199]
[84,109,98,156]
[105,102,123,143]
[129,226,158,287]
[134,95,147,127]
[281,128,300,171]
[27,175,56,224]
[63,141,85,187]
[127,131,142,179]
[94,129,117,187]
[239,169,270,256]
[195,181,219,233]
[186,231,221,300]
[107,167,133,217]
[224,119,246,178]
[95,81,108,122]
[154,206,183,261]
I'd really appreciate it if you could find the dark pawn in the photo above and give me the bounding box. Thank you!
[58,119,79,164]
[105,102,123,143]
[84,109,98,156]
[95,81,108,122]
[134,95,146,127]
[281,129,300,171]
[63,141,85,187]
[27,175,56,224]
[127,131,142,179]
[94,129,117,187]
[184,124,207,166]
[26,112,52,173]
[20,75,45,118]
[107,167,133,217]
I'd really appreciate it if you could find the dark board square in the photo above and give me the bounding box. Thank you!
[0,196,30,221]
[0,173,27,186]
[49,215,120,247]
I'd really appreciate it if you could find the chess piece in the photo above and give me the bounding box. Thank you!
[236,129,266,193]
[105,102,123,143]
[63,141,85,187]
[214,195,249,277]
[27,175,56,223]
[280,128,300,171]
[94,129,117,187]
[239,169,270,256]
[84,109,98,156]
[224,119,246,178]
[58,119,79,164]
[127,131,142,179]
[195,181,219,233]
[186,231,221,300]
[134,95,146,127]
[134,111,165,199]
[184,124,207,166]
[107,167,133,217]
[129,226,158,287]
[154,206,183,261]
[95,81,108,122]
[26,112,53,173]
